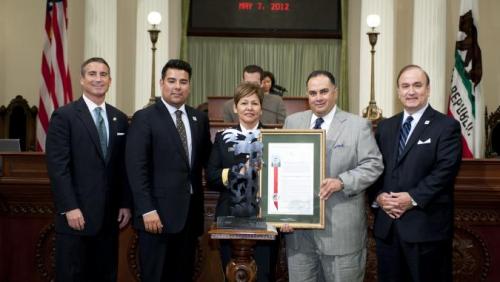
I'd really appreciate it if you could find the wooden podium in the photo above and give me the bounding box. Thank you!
[1,153,500,281]
[209,224,277,282]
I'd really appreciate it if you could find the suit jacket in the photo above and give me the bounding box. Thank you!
[371,106,462,243]
[284,108,383,255]
[206,123,265,217]
[125,101,212,236]
[46,97,131,236]
[223,95,287,124]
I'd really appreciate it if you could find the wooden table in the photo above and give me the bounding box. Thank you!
[209,224,277,282]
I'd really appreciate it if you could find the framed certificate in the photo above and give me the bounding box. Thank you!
[259,129,325,229]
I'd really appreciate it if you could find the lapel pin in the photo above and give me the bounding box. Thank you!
[424,120,430,125]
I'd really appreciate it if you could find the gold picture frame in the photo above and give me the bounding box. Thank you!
[259,129,325,229]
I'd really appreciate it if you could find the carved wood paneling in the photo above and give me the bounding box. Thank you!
[35,223,55,281]
[453,226,490,282]
[1,155,500,282]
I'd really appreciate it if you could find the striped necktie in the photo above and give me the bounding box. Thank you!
[175,110,189,160]
[94,107,107,158]
[398,115,413,156]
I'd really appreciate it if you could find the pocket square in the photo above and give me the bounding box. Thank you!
[333,144,344,149]
[417,138,431,145]
[117,132,126,136]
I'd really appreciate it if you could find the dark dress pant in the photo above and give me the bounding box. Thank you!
[138,200,199,282]
[55,227,118,282]
[376,226,453,282]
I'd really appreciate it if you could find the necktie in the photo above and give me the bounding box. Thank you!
[175,110,189,160]
[398,115,413,156]
[94,107,107,158]
[313,117,324,129]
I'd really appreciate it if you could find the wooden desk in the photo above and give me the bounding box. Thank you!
[207,96,309,122]
[1,153,499,282]
[0,153,222,282]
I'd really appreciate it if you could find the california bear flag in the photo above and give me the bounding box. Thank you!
[447,0,483,158]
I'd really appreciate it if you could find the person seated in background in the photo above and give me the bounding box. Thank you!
[262,71,286,97]
[223,65,287,124]
[208,81,278,282]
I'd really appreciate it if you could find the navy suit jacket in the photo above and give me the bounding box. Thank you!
[370,106,462,243]
[125,101,211,236]
[46,97,131,236]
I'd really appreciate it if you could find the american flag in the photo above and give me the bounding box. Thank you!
[36,0,73,151]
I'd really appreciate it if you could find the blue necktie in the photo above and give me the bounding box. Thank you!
[94,107,107,158]
[313,117,324,129]
[398,115,413,156]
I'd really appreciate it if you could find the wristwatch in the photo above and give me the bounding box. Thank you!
[410,196,418,207]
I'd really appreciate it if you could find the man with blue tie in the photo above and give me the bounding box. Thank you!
[282,70,384,282]
[46,57,132,281]
[370,64,462,282]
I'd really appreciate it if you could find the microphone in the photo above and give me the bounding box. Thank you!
[272,84,287,93]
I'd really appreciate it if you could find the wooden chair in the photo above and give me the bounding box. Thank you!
[485,105,500,158]
[0,95,38,151]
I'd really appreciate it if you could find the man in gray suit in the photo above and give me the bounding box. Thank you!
[281,70,383,282]
[222,65,287,124]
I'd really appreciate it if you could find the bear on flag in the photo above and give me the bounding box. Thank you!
[447,0,483,159]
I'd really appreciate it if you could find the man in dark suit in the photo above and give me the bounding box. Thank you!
[370,65,462,282]
[125,59,212,282]
[46,57,132,282]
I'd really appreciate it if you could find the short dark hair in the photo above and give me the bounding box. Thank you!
[161,59,192,80]
[81,57,110,77]
[263,71,276,88]
[306,70,336,86]
[396,64,430,87]
[234,81,264,106]
[242,65,264,81]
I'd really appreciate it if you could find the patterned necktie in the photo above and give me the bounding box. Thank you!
[398,115,413,156]
[94,107,107,158]
[313,117,324,129]
[175,110,189,160]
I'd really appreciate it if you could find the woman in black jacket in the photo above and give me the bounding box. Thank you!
[207,81,276,282]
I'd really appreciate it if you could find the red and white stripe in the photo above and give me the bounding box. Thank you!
[36,0,72,151]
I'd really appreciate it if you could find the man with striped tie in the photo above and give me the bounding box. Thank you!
[46,57,132,281]
[370,64,462,282]
[126,59,212,282]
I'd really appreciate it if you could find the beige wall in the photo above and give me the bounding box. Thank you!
[393,0,414,114]
[347,0,361,114]
[0,0,5,99]
[0,0,84,111]
[116,0,137,114]
[478,1,500,111]
[1,0,499,116]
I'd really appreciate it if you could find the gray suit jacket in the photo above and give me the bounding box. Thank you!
[223,94,287,124]
[284,108,383,255]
